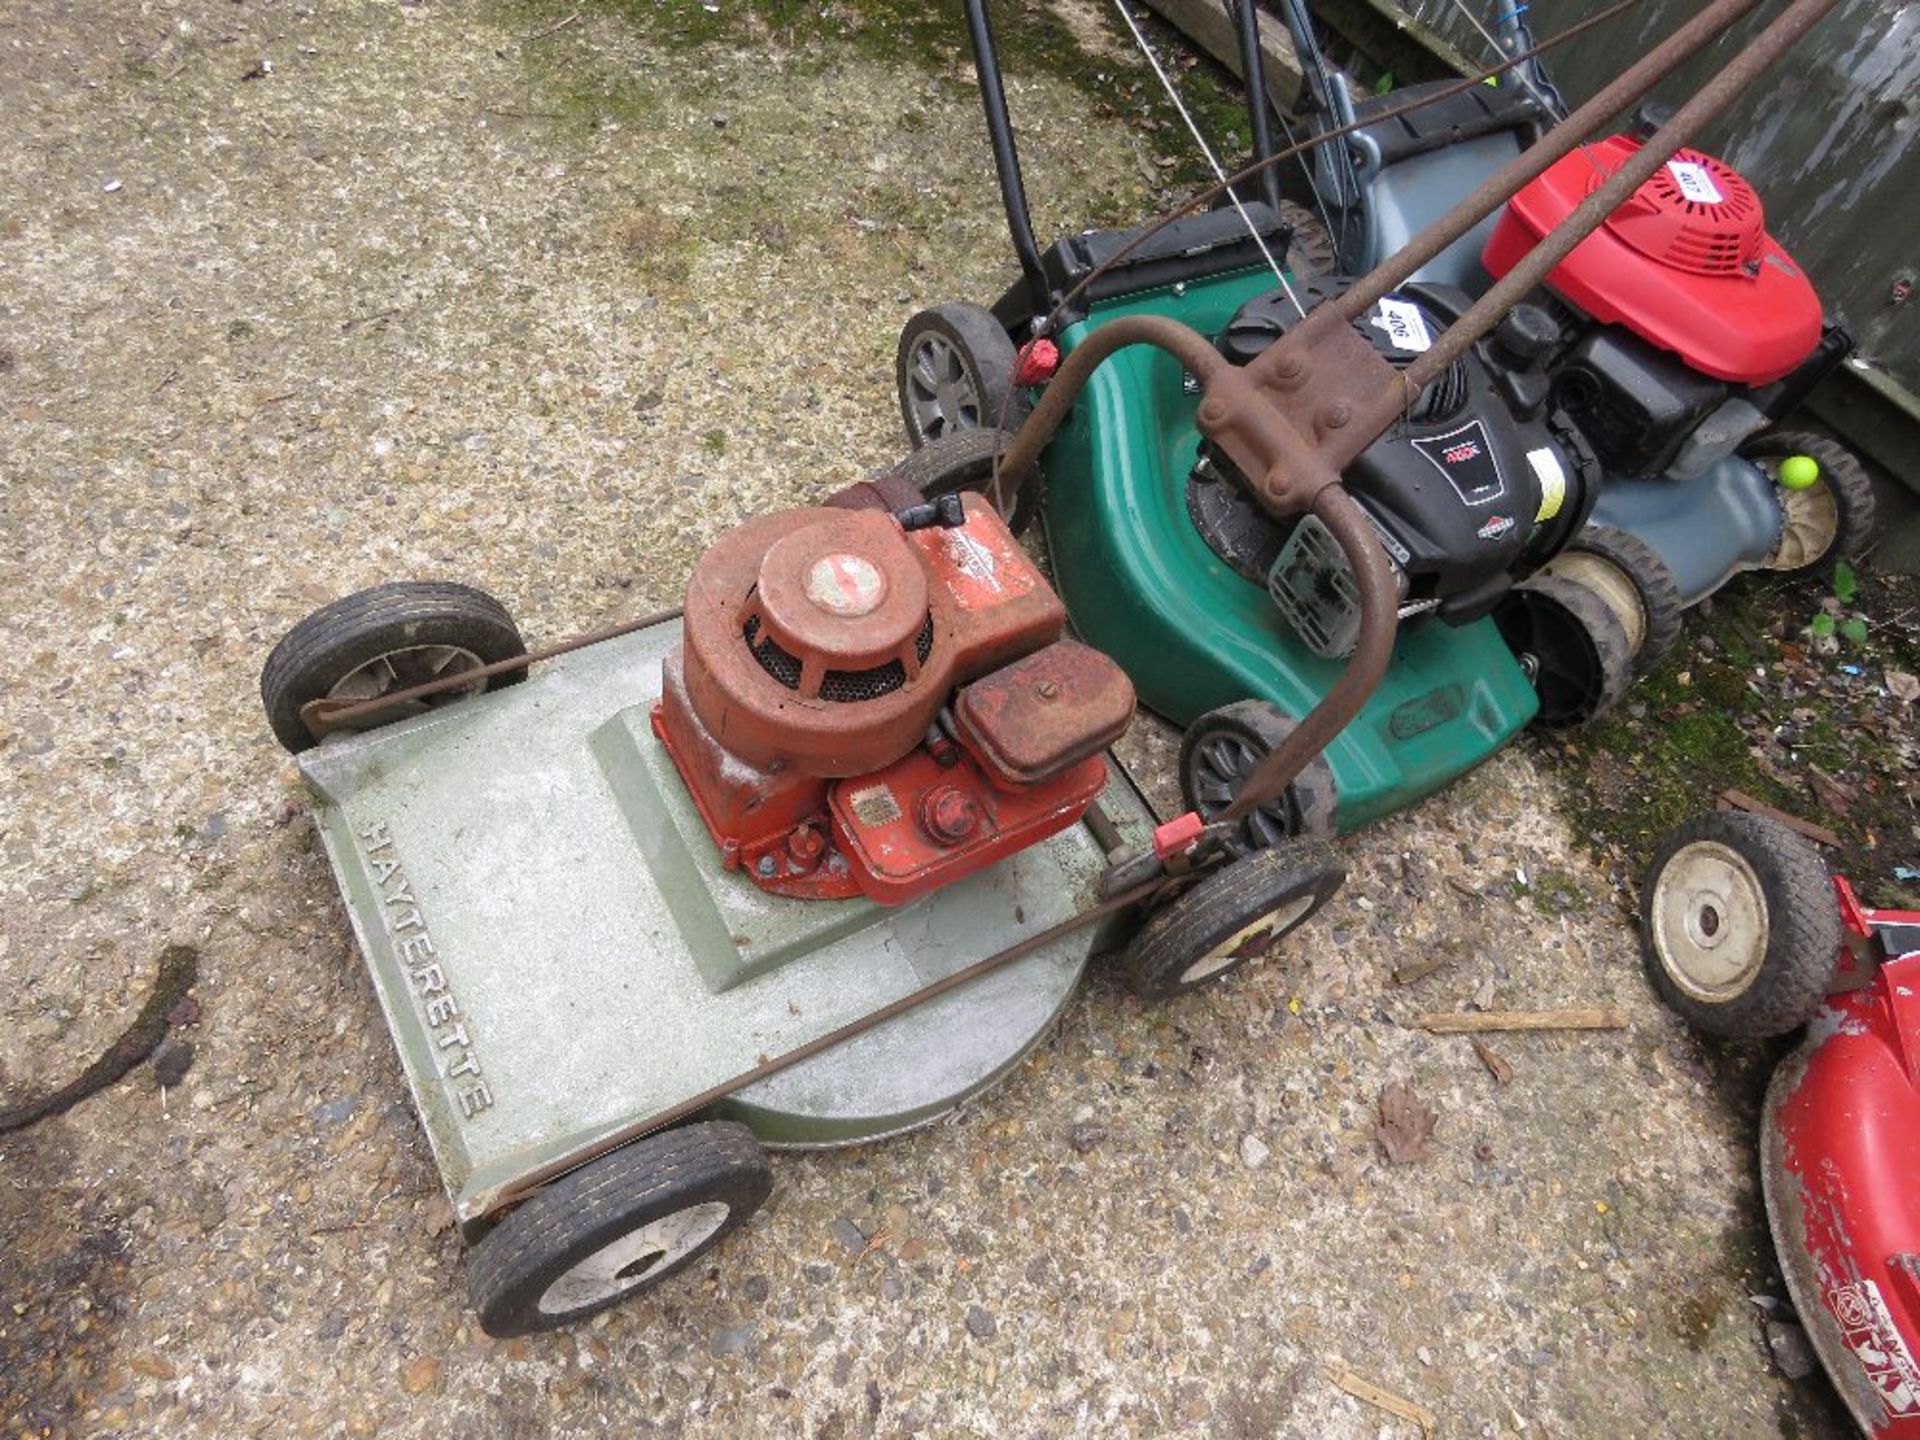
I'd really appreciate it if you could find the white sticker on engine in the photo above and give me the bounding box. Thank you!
[1527,447,1568,522]
[1370,298,1433,354]
[1667,160,1724,205]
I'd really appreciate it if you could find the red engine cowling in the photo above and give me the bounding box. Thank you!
[653,494,1135,905]
[1482,135,1822,386]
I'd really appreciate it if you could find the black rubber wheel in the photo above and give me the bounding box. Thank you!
[1639,811,1841,1039]
[877,426,1038,536]
[1121,842,1345,1000]
[1743,431,1878,577]
[1539,522,1684,676]
[1493,573,1633,730]
[1178,700,1339,856]
[1280,198,1337,279]
[896,302,1027,449]
[260,581,528,753]
[467,1121,773,1337]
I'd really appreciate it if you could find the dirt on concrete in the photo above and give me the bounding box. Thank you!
[0,2,1875,1436]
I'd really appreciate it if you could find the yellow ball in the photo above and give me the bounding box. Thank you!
[1778,454,1821,491]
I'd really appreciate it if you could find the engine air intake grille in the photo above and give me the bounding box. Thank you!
[1592,146,1765,277]
[743,612,935,703]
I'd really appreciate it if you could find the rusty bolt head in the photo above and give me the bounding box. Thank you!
[786,824,825,870]
[1322,402,1352,429]
[919,785,983,846]
[1198,397,1228,426]
[1036,680,1059,701]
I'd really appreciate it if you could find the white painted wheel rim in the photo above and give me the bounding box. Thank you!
[1180,891,1317,985]
[1650,841,1770,1003]
[1542,551,1647,655]
[537,1201,731,1316]
[1767,475,1839,570]
[326,644,489,709]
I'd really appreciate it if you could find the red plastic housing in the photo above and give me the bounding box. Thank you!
[1482,136,1822,385]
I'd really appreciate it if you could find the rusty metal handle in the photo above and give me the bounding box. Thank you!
[299,606,684,738]
[1217,485,1398,823]
[994,312,1227,491]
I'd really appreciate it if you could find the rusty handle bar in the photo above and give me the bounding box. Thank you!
[1028,0,1652,343]
[481,871,1168,1216]
[1216,485,1399,824]
[993,311,1398,825]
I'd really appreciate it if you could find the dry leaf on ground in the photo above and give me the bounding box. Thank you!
[1376,1081,1439,1164]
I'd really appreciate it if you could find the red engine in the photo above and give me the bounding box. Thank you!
[654,492,1135,905]
[1483,135,1823,386]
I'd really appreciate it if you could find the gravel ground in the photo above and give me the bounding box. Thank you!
[0,3,1855,1436]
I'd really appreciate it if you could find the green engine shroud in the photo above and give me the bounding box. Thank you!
[1038,269,1542,831]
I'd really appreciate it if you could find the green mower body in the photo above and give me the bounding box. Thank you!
[1037,269,1542,831]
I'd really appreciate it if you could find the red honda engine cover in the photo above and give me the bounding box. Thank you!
[1483,136,1822,386]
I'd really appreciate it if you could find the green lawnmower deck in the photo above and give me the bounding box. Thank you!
[297,620,1156,1229]
[1039,268,1542,831]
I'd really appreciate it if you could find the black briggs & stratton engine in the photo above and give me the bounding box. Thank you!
[1189,277,1600,657]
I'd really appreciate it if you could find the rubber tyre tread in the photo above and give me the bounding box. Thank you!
[467,1120,773,1337]
[1638,810,1841,1039]
[1122,842,1345,1000]
[260,580,527,753]
[1743,430,1878,577]
[1177,700,1339,854]
[877,426,1038,536]
[1508,572,1634,729]
[896,302,1027,449]
[1279,199,1337,280]
[1550,522,1684,676]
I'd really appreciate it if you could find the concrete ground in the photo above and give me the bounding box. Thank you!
[0,2,1858,1436]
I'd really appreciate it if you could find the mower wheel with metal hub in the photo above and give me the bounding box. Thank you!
[1538,523,1683,677]
[897,301,1028,448]
[1744,431,1879,577]
[259,580,528,753]
[1178,700,1339,855]
[881,425,1037,536]
[1492,574,1632,729]
[467,1121,773,1337]
[1639,810,1841,1039]
[1122,842,1346,1000]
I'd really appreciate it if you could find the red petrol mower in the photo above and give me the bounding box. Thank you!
[1642,811,1920,1434]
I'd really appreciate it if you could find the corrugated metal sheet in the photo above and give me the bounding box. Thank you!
[1397,0,1917,389]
